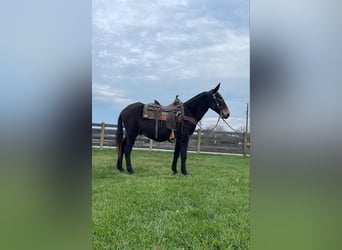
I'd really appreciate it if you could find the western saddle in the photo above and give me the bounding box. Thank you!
[143,95,183,141]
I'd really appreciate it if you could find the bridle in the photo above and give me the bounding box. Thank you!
[212,92,226,118]
[195,93,227,131]
[179,92,228,129]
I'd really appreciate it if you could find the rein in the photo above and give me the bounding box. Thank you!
[221,118,243,135]
[196,116,243,136]
[196,116,220,131]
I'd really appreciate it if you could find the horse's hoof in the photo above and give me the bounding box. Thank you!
[182,172,189,176]
[128,170,135,174]
[117,168,124,172]
[173,171,178,175]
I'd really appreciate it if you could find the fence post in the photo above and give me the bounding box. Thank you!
[243,132,247,156]
[100,122,105,149]
[196,128,201,153]
[149,139,153,151]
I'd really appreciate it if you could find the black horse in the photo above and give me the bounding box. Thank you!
[116,83,230,175]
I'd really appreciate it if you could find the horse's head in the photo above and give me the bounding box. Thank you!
[209,83,230,119]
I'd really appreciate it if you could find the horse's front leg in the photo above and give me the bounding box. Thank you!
[171,139,181,174]
[180,136,190,175]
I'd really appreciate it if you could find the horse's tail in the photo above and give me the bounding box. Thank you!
[116,114,124,161]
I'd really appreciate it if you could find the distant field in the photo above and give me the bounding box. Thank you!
[92,148,249,249]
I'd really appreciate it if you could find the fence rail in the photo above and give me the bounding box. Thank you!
[92,122,250,155]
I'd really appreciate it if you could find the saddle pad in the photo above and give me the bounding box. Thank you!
[143,104,167,120]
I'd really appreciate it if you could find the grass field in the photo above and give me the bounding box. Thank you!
[92,148,249,249]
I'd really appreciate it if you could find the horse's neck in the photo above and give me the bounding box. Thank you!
[184,94,209,122]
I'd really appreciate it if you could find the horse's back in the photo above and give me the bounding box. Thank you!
[121,102,144,117]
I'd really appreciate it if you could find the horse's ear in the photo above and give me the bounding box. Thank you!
[212,83,220,93]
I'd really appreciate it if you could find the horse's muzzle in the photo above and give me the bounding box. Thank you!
[221,108,230,119]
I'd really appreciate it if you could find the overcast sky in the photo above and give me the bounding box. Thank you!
[93,0,249,131]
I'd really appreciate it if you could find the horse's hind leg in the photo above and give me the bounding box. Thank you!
[117,138,126,172]
[124,135,137,174]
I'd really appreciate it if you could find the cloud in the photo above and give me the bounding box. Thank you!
[93,0,249,82]
[98,50,112,59]
[165,31,249,79]
[92,84,134,105]
[92,0,249,123]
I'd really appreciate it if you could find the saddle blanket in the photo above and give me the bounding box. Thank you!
[143,104,167,120]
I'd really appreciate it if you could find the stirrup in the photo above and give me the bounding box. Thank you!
[168,130,175,143]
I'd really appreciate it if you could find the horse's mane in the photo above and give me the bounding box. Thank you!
[184,91,208,105]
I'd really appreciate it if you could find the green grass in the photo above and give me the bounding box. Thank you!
[92,148,249,249]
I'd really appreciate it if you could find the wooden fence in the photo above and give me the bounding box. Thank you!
[92,122,250,155]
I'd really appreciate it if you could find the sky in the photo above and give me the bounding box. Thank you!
[92,0,249,131]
